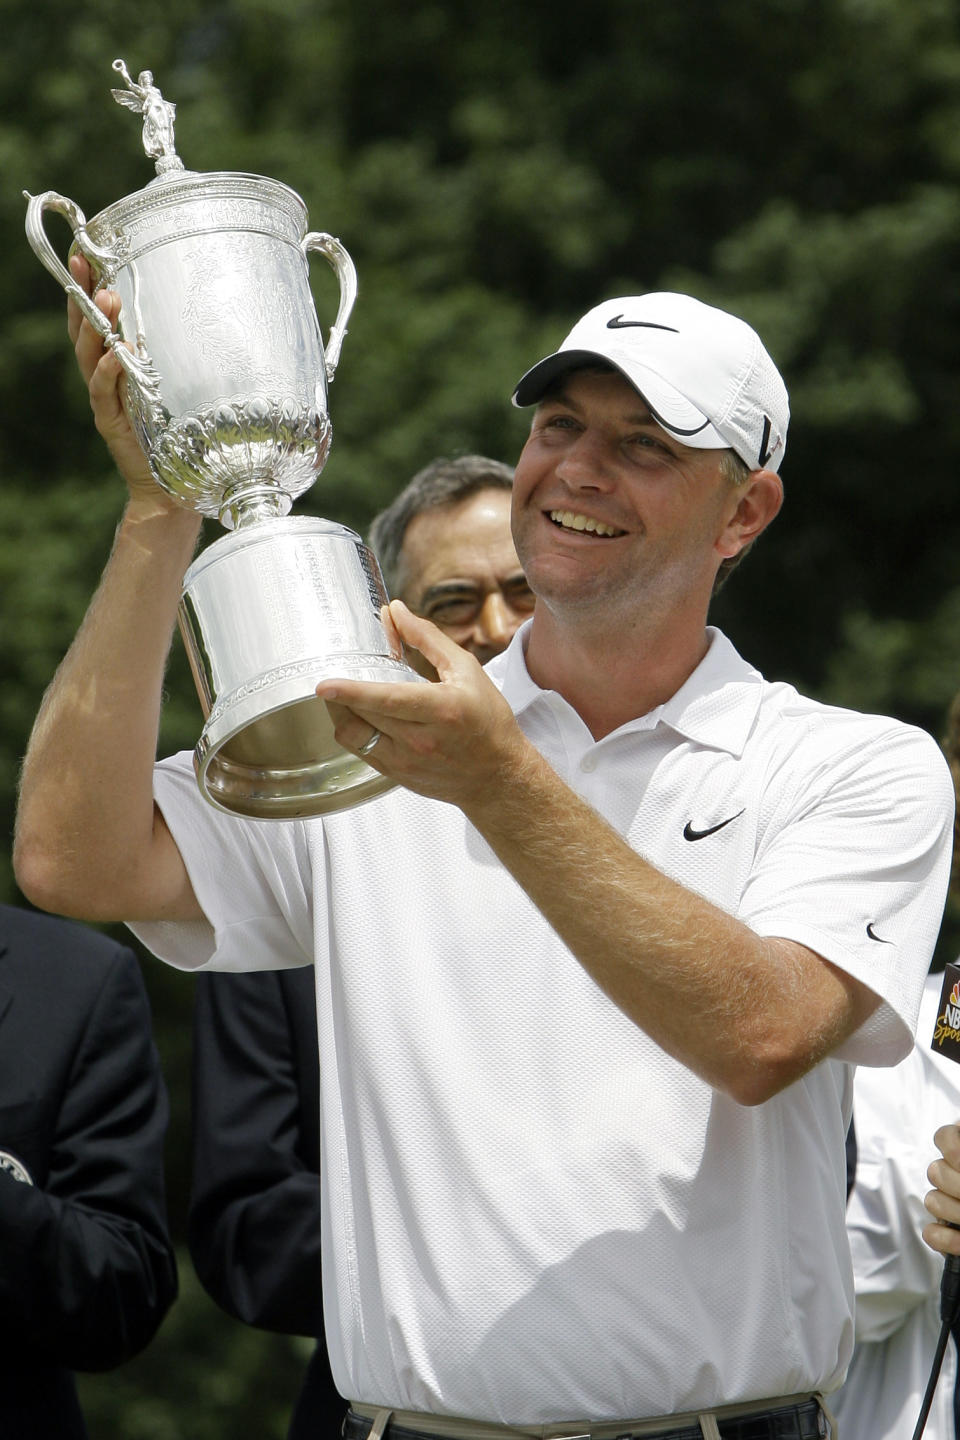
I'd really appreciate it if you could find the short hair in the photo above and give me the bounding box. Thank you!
[368,455,515,596]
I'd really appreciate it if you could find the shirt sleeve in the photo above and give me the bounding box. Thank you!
[844,1052,943,1342]
[740,717,954,1066]
[129,752,316,973]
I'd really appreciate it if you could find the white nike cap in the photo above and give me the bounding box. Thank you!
[512,292,789,474]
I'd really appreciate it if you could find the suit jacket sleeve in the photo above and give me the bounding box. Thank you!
[0,938,178,1371]
[187,967,323,1336]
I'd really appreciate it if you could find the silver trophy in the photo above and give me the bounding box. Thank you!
[25,59,421,819]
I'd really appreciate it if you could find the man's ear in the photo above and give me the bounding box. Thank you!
[716,470,784,559]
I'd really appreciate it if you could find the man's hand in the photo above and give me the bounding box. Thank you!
[316,600,530,809]
[67,253,175,508]
[924,1122,960,1256]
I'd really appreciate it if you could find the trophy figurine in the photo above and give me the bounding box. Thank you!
[25,59,422,819]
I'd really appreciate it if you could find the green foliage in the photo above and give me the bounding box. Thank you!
[5,0,960,1429]
[819,587,960,728]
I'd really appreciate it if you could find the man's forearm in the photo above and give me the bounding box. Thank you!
[14,497,202,920]
[462,743,876,1105]
[317,603,883,1102]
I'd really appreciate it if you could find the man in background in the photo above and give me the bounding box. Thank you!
[871,696,960,1440]
[368,455,534,672]
[187,455,532,1440]
[832,959,960,1440]
[0,903,177,1438]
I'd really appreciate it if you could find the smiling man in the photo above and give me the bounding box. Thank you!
[14,283,954,1440]
[368,454,535,674]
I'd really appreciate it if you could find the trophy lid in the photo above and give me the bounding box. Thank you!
[105,59,309,212]
[77,60,309,260]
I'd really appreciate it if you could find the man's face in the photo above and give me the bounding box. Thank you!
[510,368,743,629]
[398,489,534,674]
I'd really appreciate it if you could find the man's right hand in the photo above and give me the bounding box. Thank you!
[924,1122,960,1256]
[67,253,176,508]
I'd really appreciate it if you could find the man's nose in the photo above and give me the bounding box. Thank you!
[554,430,615,490]
[470,592,516,654]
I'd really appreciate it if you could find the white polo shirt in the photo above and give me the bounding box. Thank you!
[135,627,953,1424]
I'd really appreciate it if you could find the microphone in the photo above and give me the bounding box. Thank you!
[940,1245,960,1326]
[929,961,960,1326]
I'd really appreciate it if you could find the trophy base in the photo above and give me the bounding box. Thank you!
[178,515,421,819]
[194,656,402,819]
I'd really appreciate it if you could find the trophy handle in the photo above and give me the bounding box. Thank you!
[302,231,357,384]
[23,189,161,405]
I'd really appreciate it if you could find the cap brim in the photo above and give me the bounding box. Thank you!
[511,349,726,450]
[511,351,601,407]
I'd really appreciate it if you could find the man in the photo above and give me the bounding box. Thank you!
[188,456,531,1440]
[830,696,960,1440]
[368,455,534,674]
[831,967,960,1440]
[919,1126,960,1437]
[14,270,954,1438]
[0,903,177,1438]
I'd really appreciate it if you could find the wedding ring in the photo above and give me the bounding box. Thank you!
[357,729,382,756]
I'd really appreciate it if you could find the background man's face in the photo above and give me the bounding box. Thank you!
[398,488,535,674]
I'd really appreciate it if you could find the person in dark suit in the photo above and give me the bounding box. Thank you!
[0,902,178,1439]
[186,455,531,1439]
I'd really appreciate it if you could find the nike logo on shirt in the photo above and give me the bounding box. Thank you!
[682,809,745,841]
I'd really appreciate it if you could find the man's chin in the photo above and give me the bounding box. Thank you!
[525,570,612,612]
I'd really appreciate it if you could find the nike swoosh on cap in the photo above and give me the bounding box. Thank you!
[866,922,893,944]
[606,315,679,332]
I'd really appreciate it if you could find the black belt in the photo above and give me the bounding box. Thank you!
[343,1400,824,1440]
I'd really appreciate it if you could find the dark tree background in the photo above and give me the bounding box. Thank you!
[3,0,960,1432]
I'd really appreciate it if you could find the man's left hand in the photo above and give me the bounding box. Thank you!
[316,600,528,808]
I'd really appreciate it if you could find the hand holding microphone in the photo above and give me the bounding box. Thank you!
[911,965,960,1437]
[923,1124,960,1326]
[925,962,960,1312]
